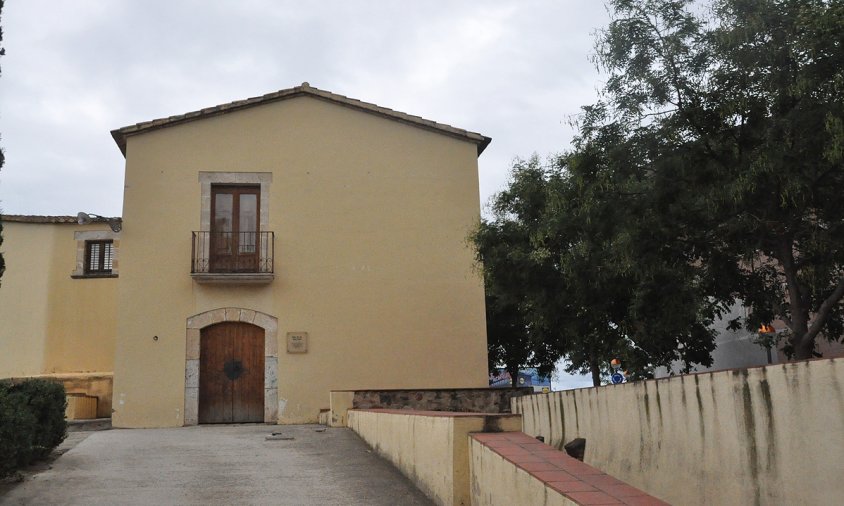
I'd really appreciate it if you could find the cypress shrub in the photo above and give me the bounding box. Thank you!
[0,379,67,478]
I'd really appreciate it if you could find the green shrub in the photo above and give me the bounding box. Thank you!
[0,381,36,477]
[15,380,67,459]
[0,379,67,478]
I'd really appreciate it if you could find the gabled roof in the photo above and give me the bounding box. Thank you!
[0,214,123,225]
[110,82,491,157]
[1,215,122,224]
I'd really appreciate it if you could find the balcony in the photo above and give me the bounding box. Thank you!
[191,231,274,284]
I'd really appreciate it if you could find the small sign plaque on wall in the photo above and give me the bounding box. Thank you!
[287,332,308,353]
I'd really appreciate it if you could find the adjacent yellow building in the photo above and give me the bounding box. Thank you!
[1,83,491,427]
[0,215,119,417]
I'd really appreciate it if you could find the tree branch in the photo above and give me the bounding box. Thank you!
[805,275,844,342]
[778,235,808,335]
[640,10,732,173]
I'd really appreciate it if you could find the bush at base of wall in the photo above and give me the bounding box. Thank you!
[0,379,67,478]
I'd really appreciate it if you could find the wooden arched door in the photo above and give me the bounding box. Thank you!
[199,322,265,423]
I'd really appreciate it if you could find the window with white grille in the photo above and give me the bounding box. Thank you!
[85,240,114,274]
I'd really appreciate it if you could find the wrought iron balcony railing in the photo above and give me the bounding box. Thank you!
[191,231,274,275]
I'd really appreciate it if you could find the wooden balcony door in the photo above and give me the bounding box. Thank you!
[198,322,265,423]
[210,185,259,273]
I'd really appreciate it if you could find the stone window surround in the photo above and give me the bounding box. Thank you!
[71,230,120,278]
[184,307,279,425]
[198,171,272,232]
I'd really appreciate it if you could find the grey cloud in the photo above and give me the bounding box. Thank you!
[0,0,610,215]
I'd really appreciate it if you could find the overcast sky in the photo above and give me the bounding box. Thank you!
[0,0,612,389]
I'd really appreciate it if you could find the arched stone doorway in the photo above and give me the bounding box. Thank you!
[184,308,278,425]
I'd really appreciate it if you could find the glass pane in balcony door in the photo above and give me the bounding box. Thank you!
[239,194,257,254]
[214,193,233,255]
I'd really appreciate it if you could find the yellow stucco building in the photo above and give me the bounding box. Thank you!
[0,215,119,418]
[1,83,491,427]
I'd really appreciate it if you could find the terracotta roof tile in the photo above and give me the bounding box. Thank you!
[1,215,121,224]
[111,82,491,157]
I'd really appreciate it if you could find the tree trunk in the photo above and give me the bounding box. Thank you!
[792,333,816,360]
[589,355,601,387]
[788,313,813,360]
[507,363,520,388]
[779,237,814,360]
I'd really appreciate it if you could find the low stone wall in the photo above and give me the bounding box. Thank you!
[512,358,844,505]
[471,436,576,506]
[66,394,99,420]
[330,388,531,427]
[347,409,521,506]
[7,372,113,418]
[470,432,665,506]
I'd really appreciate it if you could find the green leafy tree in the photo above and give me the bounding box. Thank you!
[595,0,844,359]
[475,0,841,378]
[474,158,562,385]
[484,292,540,387]
[473,152,717,386]
[558,115,720,383]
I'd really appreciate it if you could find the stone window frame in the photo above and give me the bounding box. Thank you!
[198,171,272,232]
[71,230,120,279]
[184,307,279,425]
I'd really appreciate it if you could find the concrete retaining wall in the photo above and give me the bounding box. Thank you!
[347,409,521,506]
[469,432,665,506]
[512,358,844,505]
[469,437,577,506]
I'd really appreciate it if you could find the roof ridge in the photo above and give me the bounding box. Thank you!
[111,83,491,157]
[2,214,122,224]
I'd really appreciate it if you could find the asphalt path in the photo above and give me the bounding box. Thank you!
[0,424,433,505]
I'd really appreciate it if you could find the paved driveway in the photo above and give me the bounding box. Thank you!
[0,425,432,505]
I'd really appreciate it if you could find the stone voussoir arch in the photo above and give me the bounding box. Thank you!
[184,307,278,425]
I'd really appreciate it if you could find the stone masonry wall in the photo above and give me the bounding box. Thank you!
[350,388,532,413]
